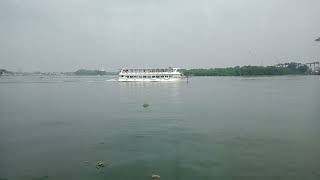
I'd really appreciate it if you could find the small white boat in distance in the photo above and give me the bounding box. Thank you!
[118,67,184,82]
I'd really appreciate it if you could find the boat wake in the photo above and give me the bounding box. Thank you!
[105,79,117,82]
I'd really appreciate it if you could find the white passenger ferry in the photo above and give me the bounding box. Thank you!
[118,67,184,82]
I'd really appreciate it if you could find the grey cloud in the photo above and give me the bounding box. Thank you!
[0,0,319,71]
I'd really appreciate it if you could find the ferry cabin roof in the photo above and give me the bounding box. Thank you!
[120,68,180,73]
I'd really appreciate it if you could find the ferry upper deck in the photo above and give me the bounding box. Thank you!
[119,68,180,74]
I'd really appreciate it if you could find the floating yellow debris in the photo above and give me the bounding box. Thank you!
[151,174,160,180]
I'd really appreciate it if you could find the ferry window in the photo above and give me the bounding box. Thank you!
[161,76,164,78]
[152,76,155,78]
[126,76,129,78]
[156,76,159,78]
[130,76,133,78]
[121,75,124,77]
[143,76,146,78]
[134,76,137,78]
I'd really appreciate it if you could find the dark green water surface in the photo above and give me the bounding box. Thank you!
[0,76,319,180]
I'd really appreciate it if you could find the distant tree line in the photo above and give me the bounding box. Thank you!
[74,69,117,76]
[181,63,309,76]
[0,69,14,76]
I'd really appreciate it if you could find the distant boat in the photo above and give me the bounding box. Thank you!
[315,37,320,41]
[118,67,184,82]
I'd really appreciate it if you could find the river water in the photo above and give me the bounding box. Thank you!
[0,75,319,180]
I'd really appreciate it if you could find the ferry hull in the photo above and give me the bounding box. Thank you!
[118,77,183,82]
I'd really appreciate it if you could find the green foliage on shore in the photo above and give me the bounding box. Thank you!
[181,63,309,76]
[0,69,14,76]
[74,69,117,76]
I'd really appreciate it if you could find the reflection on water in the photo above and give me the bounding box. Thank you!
[118,80,185,89]
[118,81,185,105]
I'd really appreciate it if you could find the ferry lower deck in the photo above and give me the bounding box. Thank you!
[118,74,183,82]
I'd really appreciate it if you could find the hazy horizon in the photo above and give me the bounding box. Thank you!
[1,0,319,72]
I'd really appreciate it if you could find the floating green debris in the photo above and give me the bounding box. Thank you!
[97,160,105,168]
[142,103,150,108]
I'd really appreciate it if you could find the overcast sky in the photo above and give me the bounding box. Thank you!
[0,0,319,72]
